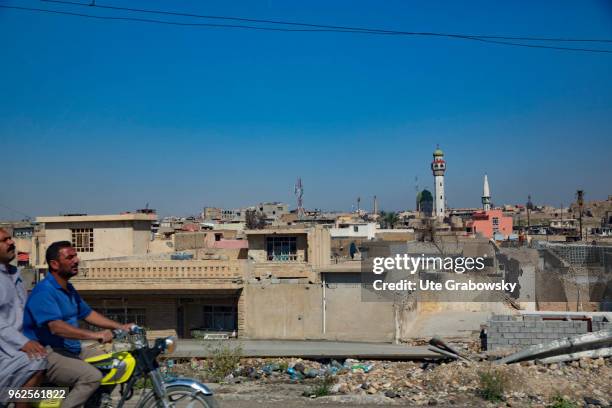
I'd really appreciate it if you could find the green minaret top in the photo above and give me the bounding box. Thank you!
[433,145,444,157]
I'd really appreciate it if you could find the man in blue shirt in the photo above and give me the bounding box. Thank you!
[24,241,133,408]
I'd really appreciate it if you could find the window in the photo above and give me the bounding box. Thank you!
[202,305,236,331]
[266,236,297,261]
[71,228,94,252]
[99,308,145,326]
[353,226,359,233]
[492,217,500,233]
[214,233,222,241]
[14,228,33,238]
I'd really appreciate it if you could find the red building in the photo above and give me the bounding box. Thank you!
[466,209,513,240]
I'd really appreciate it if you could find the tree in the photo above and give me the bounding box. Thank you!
[384,211,399,229]
[379,211,399,229]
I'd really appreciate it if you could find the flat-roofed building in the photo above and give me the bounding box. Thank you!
[35,213,156,263]
[466,209,513,240]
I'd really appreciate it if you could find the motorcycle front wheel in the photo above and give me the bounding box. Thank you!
[138,385,219,408]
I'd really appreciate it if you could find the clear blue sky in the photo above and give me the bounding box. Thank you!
[1,0,611,218]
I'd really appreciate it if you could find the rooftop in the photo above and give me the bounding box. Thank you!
[245,227,310,235]
[37,213,156,223]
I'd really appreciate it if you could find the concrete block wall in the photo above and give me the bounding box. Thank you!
[487,314,601,350]
[593,315,612,332]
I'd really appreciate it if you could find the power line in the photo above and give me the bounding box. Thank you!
[1,3,611,54]
[0,202,33,220]
[41,0,612,44]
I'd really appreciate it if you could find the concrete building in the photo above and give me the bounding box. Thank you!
[67,225,331,338]
[550,218,578,232]
[467,209,513,240]
[330,222,377,240]
[245,226,330,281]
[75,257,246,337]
[221,209,245,223]
[431,146,446,219]
[201,207,223,221]
[35,213,156,264]
[256,202,289,221]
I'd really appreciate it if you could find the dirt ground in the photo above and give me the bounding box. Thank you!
[161,349,612,407]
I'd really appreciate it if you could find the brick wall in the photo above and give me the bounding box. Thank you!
[487,314,611,350]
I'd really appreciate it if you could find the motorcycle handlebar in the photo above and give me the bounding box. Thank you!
[111,325,144,340]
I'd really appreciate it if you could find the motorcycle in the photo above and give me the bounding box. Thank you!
[35,325,218,408]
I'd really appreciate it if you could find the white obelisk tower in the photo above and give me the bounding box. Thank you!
[482,174,491,211]
[431,146,446,219]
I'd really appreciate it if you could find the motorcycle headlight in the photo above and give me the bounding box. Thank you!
[164,336,177,354]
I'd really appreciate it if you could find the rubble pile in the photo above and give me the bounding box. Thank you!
[162,354,612,406]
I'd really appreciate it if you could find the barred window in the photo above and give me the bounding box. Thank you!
[104,308,146,326]
[266,236,297,261]
[202,305,236,331]
[492,217,500,233]
[71,228,94,252]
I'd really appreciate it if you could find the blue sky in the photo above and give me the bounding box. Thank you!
[1,0,611,218]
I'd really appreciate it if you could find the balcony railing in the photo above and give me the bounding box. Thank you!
[266,254,299,262]
[75,260,245,280]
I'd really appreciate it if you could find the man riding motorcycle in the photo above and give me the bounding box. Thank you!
[23,241,134,408]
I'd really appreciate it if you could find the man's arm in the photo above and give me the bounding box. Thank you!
[83,310,133,331]
[0,281,36,355]
[47,319,111,343]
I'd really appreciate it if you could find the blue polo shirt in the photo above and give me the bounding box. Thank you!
[23,273,92,355]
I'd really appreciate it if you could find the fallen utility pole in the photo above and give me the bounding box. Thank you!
[536,347,612,365]
[429,336,472,361]
[497,329,612,364]
[427,345,470,362]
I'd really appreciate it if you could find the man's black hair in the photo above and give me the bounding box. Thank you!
[46,241,73,268]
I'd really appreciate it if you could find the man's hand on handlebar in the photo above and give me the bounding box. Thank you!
[96,329,113,343]
[120,322,137,333]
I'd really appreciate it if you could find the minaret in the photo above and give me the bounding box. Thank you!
[482,174,491,211]
[431,146,446,219]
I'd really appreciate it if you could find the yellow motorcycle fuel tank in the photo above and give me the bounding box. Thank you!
[85,351,137,385]
[33,351,136,408]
